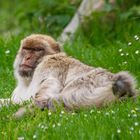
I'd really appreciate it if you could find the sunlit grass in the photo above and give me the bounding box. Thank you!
[0,31,140,139]
[0,3,140,139]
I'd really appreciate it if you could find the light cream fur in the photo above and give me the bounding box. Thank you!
[0,34,136,112]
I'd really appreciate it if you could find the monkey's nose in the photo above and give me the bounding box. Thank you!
[26,55,32,60]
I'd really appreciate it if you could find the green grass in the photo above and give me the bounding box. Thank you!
[0,1,140,140]
[1,101,140,140]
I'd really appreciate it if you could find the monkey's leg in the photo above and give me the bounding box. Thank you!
[13,84,116,118]
[34,78,117,110]
[58,71,137,109]
[35,86,117,110]
[33,71,136,110]
[59,84,117,109]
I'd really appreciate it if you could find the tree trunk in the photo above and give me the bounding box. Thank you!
[58,0,115,46]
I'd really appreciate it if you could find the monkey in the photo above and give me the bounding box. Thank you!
[0,34,137,117]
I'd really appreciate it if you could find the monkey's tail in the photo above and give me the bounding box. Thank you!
[112,71,136,98]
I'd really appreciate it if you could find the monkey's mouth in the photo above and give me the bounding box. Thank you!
[19,64,36,77]
[20,64,35,69]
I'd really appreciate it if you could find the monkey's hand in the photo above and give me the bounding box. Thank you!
[33,97,51,109]
[33,93,64,110]
[0,98,11,107]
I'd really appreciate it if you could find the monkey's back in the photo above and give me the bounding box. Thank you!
[35,53,114,88]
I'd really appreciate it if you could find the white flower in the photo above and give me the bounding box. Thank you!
[133,114,137,118]
[33,135,37,139]
[130,127,134,131]
[128,42,132,46]
[119,49,122,52]
[134,122,139,126]
[52,124,56,128]
[5,50,10,54]
[48,111,52,116]
[134,35,138,39]
[61,111,65,114]
[123,61,127,64]
[38,123,42,128]
[97,111,101,114]
[131,110,136,113]
[111,110,115,114]
[90,109,94,114]
[135,50,139,54]
[120,53,124,56]
[126,53,129,56]
[84,114,87,117]
[105,112,109,116]
[41,125,45,129]
[117,129,121,133]
[18,137,24,140]
[136,37,139,41]
[134,35,139,40]
[72,112,75,115]
[128,114,131,117]
[57,123,61,126]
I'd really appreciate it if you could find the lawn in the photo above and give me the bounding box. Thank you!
[0,0,140,139]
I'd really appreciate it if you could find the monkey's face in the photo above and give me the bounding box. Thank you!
[19,44,45,77]
[15,34,60,77]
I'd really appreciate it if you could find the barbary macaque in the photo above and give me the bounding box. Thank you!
[0,34,137,115]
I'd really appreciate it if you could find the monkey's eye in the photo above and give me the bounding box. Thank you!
[34,48,44,51]
[22,47,44,51]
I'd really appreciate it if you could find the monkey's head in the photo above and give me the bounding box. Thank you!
[14,34,61,78]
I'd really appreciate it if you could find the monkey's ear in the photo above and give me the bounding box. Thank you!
[53,42,61,52]
[20,39,24,46]
[20,39,23,44]
[19,39,24,50]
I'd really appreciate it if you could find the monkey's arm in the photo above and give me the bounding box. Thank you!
[33,77,63,109]
[13,77,63,118]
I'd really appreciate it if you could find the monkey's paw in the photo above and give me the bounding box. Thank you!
[33,97,53,110]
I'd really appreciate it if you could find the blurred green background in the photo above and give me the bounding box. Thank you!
[0,0,81,37]
[0,0,139,37]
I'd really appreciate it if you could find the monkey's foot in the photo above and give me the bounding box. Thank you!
[33,98,54,110]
